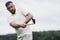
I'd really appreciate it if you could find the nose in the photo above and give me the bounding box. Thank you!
[10,8,13,11]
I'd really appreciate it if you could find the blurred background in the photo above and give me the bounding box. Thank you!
[0,0,60,40]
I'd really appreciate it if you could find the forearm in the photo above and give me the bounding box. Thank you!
[24,13,33,24]
[10,22,26,28]
[9,22,21,28]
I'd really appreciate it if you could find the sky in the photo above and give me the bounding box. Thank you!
[0,0,60,35]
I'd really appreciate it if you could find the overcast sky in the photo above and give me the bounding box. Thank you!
[0,0,60,35]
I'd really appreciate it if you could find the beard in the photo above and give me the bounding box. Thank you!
[10,9,16,14]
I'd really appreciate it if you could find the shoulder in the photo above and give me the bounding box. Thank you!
[16,7,29,12]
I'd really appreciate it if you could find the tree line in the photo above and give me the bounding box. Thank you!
[0,31,60,40]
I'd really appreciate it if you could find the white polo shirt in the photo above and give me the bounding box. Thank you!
[8,8,32,38]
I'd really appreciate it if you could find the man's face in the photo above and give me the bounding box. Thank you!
[6,3,15,13]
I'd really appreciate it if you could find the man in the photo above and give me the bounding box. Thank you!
[5,1,33,40]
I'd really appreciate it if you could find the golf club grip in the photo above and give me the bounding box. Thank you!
[32,18,35,24]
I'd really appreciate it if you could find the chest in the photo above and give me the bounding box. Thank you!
[10,13,26,24]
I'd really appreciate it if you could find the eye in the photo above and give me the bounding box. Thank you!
[7,6,13,9]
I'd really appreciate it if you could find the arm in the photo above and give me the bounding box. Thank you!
[9,12,32,28]
[9,22,20,28]
[24,12,33,24]
[9,22,26,28]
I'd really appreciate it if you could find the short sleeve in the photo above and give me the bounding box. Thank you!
[8,17,11,23]
[21,8,30,16]
[8,16,13,23]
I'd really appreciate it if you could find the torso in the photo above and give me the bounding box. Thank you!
[8,8,32,37]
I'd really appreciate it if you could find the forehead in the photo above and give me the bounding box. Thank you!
[7,3,14,7]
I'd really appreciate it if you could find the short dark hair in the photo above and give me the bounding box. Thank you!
[5,1,13,7]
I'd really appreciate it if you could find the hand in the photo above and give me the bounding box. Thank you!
[19,23,27,28]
